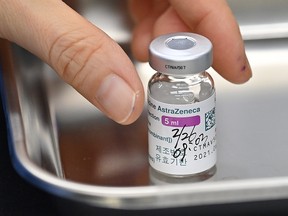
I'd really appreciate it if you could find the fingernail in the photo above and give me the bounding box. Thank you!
[96,74,136,123]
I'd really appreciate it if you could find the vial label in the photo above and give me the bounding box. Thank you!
[148,91,216,176]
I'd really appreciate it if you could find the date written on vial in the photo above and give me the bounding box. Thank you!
[171,124,216,162]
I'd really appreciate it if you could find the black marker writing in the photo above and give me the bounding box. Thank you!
[172,125,208,162]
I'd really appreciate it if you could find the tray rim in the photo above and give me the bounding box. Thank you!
[2,40,288,210]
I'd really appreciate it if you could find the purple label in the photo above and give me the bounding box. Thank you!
[161,115,200,127]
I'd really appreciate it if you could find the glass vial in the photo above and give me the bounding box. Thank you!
[147,32,216,178]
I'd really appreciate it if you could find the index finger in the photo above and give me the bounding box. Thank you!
[169,0,252,83]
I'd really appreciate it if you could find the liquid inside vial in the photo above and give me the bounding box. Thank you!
[149,72,214,104]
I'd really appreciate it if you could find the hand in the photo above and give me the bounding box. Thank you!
[0,0,144,125]
[0,0,252,125]
[129,0,252,84]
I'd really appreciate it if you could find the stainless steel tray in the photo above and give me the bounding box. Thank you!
[1,0,288,211]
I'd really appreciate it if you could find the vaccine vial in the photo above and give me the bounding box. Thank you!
[147,33,216,178]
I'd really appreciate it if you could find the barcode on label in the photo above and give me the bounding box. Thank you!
[205,107,215,131]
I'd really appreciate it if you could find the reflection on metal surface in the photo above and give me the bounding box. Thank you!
[0,42,63,178]
[16,54,63,178]
[2,0,288,210]
[59,112,149,186]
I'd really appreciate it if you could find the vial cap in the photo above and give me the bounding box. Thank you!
[149,32,213,75]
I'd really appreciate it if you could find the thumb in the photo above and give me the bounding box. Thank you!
[0,0,144,124]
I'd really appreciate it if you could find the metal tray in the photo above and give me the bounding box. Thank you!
[1,0,288,211]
